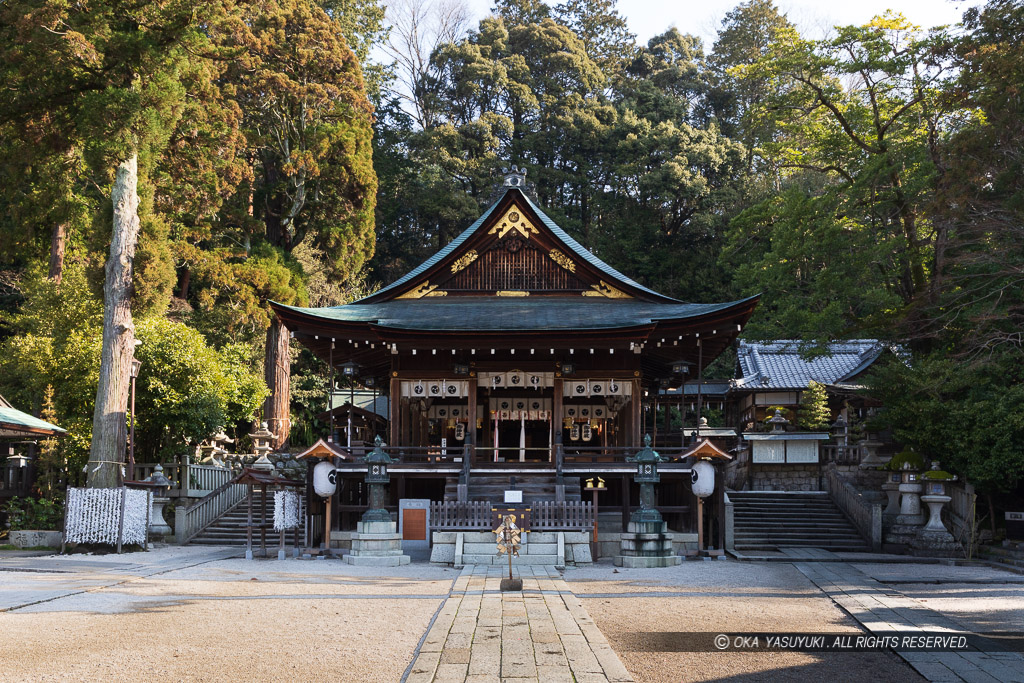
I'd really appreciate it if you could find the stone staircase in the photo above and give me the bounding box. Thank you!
[444,473,582,504]
[189,492,298,546]
[979,545,1024,574]
[730,491,871,552]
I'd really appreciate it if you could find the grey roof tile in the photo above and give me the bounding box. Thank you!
[735,340,882,390]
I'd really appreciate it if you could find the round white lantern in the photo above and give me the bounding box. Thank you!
[313,461,337,498]
[691,460,715,498]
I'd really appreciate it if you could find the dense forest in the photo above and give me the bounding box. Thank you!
[0,0,1020,497]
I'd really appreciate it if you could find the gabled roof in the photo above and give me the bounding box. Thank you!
[357,183,678,304]
[734,340,883,391]
[273,296,758,332]
[0,394,65,438]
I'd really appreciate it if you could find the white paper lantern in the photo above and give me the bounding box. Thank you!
[691,460,715,498]
[313,461,337,498]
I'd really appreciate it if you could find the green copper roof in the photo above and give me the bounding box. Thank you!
[276,296,758,332]
[357,187,677,303]
[0,395,65,435]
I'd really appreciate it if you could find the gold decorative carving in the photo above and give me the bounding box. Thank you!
[450,250,478,273]
[582,280,631,299]
[496,290,530,297]
[488,208,538,240]
[397,282,444,299]
[548,249,576,272]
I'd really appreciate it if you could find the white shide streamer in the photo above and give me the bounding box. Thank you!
[273,490,302,531]
[64,487,152,545]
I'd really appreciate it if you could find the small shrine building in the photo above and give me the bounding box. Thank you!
[271,171,758,535]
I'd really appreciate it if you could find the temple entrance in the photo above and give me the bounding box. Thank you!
[493,418,551,462]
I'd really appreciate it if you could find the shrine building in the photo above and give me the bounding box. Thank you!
[271,170,758,540]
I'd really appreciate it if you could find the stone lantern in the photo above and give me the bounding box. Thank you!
[910,461,960,557]
[344,436,409,566]
[144,464,173,538]
[628,434,663,526]
[616,434,680,567]
[362,436,394,524]
[249,422,276,470]
[768,408,789,433]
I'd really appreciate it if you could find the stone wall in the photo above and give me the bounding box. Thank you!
[429,530,593,568]
[746,464,823,491]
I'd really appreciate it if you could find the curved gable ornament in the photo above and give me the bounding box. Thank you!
[488,208,539,240]
[583,280,631,299]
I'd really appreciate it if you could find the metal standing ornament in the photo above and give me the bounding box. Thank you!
[494,513,523,590]
[494,514,521,557]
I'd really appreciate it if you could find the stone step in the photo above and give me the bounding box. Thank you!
[460,553,560,565]
[736,534,864,542]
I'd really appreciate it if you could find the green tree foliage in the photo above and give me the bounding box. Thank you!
[0,265,267,473]
[723,13,946,341]
[133,318,268,461]
[868,354,1023,494]
[797,380,830,431]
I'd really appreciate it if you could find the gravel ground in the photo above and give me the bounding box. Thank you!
[565,561,922,683]
[0,552,455,682]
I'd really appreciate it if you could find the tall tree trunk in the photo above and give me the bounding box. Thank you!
[264,316,291,448]
[48,221,66,284]
[87,154,141,488]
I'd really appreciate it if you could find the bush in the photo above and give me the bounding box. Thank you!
[2,496,63,531]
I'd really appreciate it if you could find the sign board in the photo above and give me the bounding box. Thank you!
[1007,512,1024,541]
[504,489,523,504]
[492,506,531,531]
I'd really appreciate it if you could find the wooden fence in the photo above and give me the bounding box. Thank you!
[530,501,594,530]
[824,464,882,551]
[136,462,233,497]
[430,500,594,531]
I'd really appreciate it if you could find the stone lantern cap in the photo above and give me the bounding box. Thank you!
[628,434,663,465]
[364,435,394,466]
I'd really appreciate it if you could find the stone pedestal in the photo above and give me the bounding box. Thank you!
[343,520,410,566]
[614,520,681,568]
[150,497,173,538]
[858,438,887,468]
[910,496,959,556]
[881,482,902,519]
[896,482,925,525]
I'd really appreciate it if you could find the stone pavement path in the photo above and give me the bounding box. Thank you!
[795,562,1024,683]
[406,565,632,683]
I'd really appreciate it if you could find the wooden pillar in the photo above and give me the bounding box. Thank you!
[553,377,563,446]
[467,376,477,462]
[389,377,400,446]
[631,380,642,448]
[621,474,631,531]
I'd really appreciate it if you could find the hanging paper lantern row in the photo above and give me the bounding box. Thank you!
[562,405,608,420]
[487,396,553,420]
[400,380,471,398]
[426,404,485,420]
[478,371,554,388]
[563,380,630,397]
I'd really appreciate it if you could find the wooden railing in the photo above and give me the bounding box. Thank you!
[174,472,249,544]
[429,500,595,531]
[531,501,594,530]
[431,501,492,529]
[824,464,881,551]
[385,447,463,464]
[135,462,234,496]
